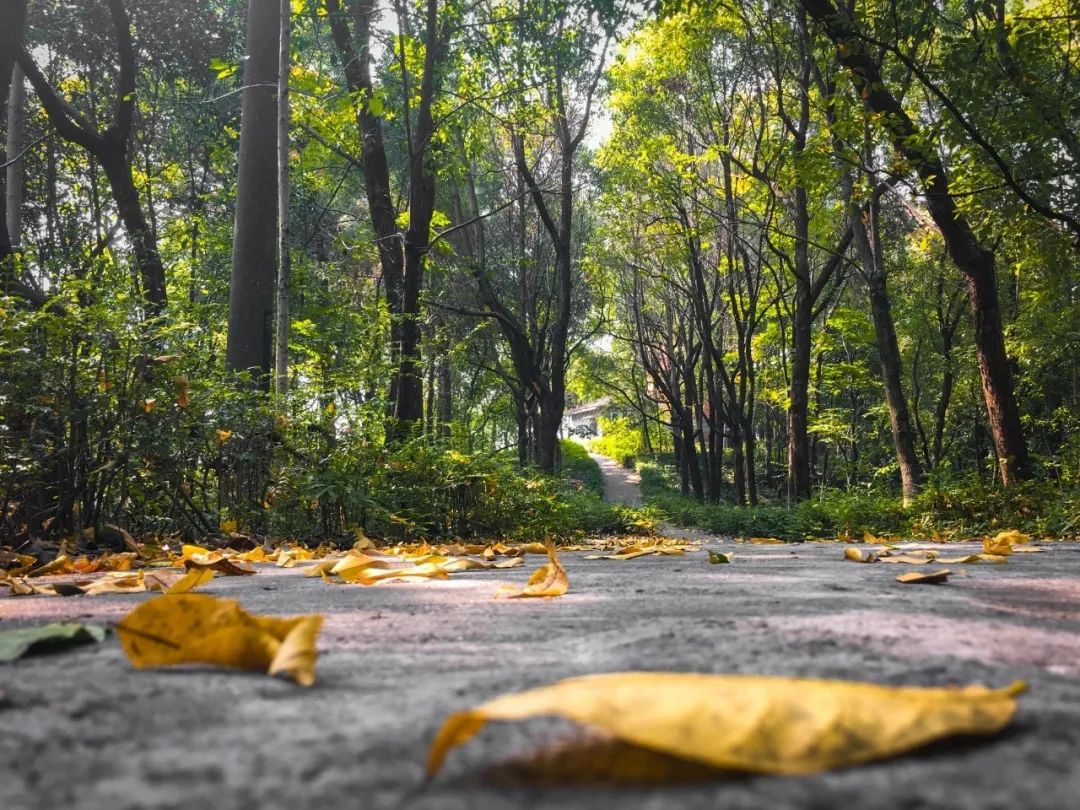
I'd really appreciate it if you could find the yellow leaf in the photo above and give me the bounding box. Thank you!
[880,554,940,565]
[844,547,879,563]
[81,571,147,595]
[344,562,449,585]
[427,673,1024,777]
[749,537,785,545]
[303,560,337,578]
[495,542,567,599]
[183,557,256,577]
[139,398,157,413]
[115,594,323,686]
[707,550,732,564]
[235,546,267,563]
[167,568,215,594]
[216,429,232,444]
[896,569,952,584]
[585,544,685,561]
[27,554,74,577]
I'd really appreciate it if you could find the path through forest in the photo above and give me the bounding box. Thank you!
[4,537,1080,808]
[589,452,643,506]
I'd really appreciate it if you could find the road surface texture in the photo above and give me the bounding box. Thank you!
[1,456,1078,810]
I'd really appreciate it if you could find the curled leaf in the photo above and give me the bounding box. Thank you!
[115,594,323,686]
[707,550,732,564]
[896,569,952,584]
[844,547,879,563]
[427,673,1025,777]
[495,542,567,599]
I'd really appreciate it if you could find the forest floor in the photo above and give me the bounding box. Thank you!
[2,461,1080,809]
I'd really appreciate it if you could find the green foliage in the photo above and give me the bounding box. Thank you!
[591,416,644,466]
[560,439,604,497]
[639,463,1080,541]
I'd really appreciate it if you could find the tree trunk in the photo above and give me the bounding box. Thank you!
[273,0,291,396]
[5,63,24,251]
[851,197,922,501]
[0,0,28,262]
[788,267,812,502]
[227,0,279,382]
[801,0,1032,484]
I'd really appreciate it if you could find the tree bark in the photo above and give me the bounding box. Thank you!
[0,0,28,262]
[800,0,1032,484]
[851,197,922,501]
[273,0,292,396]
[5,63,24,251]
[227,0,279,382]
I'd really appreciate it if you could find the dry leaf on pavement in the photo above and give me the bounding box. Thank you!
[896,569,952,584]
[115,594,323,686]
[496,542,567,598]
[427,672,1025,777]
[844,548,879,563]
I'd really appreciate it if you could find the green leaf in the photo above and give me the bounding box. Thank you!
[0,623,107,662]
[708,550,732,564]
[209,58,237,80]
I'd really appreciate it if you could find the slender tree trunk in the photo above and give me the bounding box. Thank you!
[227,0,279,382]
[0,0,28,263]
[788,264,812,501]
[851,198,922,501]
[5,63,24,251]
[273,0,291,396]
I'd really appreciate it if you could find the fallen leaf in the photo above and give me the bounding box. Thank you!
[844,548,879,563]
[235,546,267,563]
[27,555,74,577]
[879,554,941,565]
[81,571,148,595]
[343,562,450,585]
[496,542,567,599]
[427,672,1025,777]
[115,594,323,686]
[749,537,785,545]
[896,569,951,584]
[585,544,685,561]
[167,568,215,594]
[707,551,732,564]
[0,623,107,661]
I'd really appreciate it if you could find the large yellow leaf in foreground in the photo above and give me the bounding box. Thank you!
[116,594,323,686]
[427,672,1024,777]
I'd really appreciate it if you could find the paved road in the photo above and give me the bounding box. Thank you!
[3,539,1080,809]
[589,452,643,506]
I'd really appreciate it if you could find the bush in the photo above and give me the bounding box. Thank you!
[591,415,644,466]
[636,462,1080,540]
[560,439,604,496]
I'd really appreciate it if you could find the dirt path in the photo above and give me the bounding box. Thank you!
[4,541,1080,809]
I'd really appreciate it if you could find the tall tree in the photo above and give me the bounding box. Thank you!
[227,0,280,381]
[800,0,1032,484]
[18,0,167,315]
[324,0,448,438]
